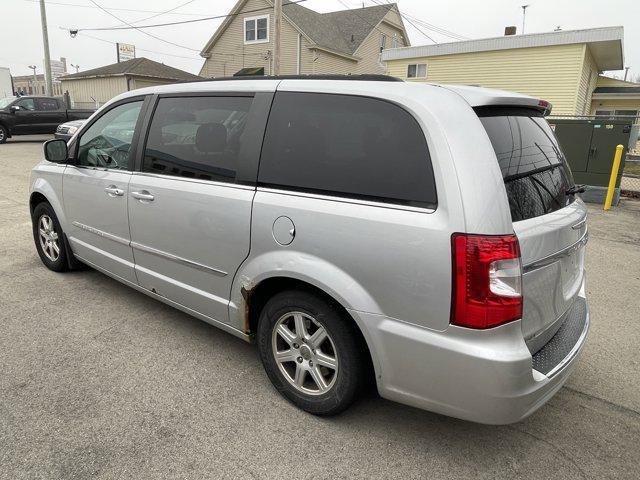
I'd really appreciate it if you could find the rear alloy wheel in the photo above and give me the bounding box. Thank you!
[271,311,339,395]
[32,202,68,272]
[0,125,7,144]
[257,290,366,416]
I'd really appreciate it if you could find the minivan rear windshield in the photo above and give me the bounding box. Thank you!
[477,107,575,222]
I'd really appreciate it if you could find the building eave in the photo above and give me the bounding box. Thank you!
[592,93,640,100]
[309,45,360,61]
[381,26,624,71]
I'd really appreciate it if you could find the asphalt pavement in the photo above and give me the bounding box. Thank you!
[1,135,639,479]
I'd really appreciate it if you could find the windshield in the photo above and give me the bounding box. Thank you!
[0,97,17,109]
[478,108,575,222]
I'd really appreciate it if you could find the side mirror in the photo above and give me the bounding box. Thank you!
[43,139,68,163]
[10,105,20,113]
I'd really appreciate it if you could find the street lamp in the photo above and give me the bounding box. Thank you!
[28,65,38,95]
[521,5,529,34]
[71,63,79,73]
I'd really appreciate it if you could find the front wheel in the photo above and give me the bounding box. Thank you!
[257,290,366,415]
[0,125,8,144]
[32,202,68,272]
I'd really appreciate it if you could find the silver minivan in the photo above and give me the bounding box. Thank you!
[30,76,589,424]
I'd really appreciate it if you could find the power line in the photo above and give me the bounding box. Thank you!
[85,0,201,52]
[368,0,468,42]
[116,0,200,27]
[68,0,308,32]
[401,12,468,41]
[76,32,268,61]
[77,32,200,60]
[19,0,210,17]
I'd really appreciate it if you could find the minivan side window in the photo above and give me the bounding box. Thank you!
[77,100,143,170]
[142,96,253,183]
[259,92,436,207]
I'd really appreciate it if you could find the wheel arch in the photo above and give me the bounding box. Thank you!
[29,191,49,214]
[29,175,68,230]
[0,120,11,138]
[234,261,382,385]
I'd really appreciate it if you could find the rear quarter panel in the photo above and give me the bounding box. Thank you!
[232,81,499,333]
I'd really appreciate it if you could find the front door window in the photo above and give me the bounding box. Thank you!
[77,101,143,170]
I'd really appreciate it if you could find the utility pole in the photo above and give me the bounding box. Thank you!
[521,5,529,34]
[273,0,282,76]
[39,0,53,96]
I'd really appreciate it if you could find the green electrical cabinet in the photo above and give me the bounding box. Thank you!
[548,118,634,203]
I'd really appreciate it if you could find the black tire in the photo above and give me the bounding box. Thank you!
[257,290,366,416]
[0,125,7,144]
[32,202,69,272]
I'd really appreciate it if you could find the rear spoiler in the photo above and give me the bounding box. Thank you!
[437,84,552,115]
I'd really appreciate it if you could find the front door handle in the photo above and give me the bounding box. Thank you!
[131,190,155,202]
[104,185,124,197]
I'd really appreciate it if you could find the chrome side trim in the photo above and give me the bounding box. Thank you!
[132,171,255,191]
[257,187,436,214]
[66,165,133,174]
[130,241,228,277]
[523,229,589,273]
[544,301,589,379]
[72,221,130,246]
[72,221,228,276]
[571,217,587,230]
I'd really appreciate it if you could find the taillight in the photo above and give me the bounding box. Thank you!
[451,233,522,329]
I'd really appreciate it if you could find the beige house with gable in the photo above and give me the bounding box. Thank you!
[199,0,409,77]
[382,27,626,116]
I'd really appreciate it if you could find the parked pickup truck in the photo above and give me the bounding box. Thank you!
[0,96,93,143]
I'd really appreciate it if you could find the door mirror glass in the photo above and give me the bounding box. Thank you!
[44,139,68,163]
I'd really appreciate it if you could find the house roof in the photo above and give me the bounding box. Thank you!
[283,2,398,56]
[200,1,405,59]
[59,58,202,82]
[381,26,624,71]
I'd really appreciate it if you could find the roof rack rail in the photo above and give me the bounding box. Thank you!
[186,74,403,83]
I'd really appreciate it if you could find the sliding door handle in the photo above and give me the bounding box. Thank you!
[131,190,155,202]
[104,185,124,197]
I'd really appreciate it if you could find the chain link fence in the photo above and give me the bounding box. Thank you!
[620,114,640,197]
[622,155,640,198]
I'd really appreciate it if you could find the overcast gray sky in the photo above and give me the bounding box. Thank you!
[2,0,639,80]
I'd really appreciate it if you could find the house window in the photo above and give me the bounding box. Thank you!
[407,63,427,78]
[391,33,398,48]
[245,15,269,44]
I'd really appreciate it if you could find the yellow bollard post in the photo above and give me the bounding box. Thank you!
[604,144,624,211]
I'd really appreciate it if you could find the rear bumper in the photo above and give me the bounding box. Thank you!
[353,295,589,425]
